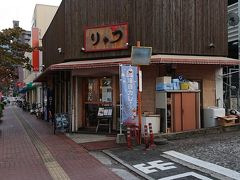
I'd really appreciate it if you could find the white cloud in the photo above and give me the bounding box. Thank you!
[0,0,62,31]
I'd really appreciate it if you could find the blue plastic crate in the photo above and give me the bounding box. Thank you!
[156,83,173,91]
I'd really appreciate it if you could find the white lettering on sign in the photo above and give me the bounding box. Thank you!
[158,172,212,180]
[133,160,177,174]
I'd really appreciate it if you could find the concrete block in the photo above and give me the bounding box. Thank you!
[116,134,126,144]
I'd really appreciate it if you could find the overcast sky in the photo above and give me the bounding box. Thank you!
[0,0,62,31]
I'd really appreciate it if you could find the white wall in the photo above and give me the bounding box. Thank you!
[32,4,58,72]
[33,4,58,38]
[215,68,224,108]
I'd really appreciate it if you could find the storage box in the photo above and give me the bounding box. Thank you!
[203,107,225,128]
[218,116,237,126]
[189,82,199,90]
[141,115,160,134]
[156,83,173,91]
[156,76,172,84]
[172,79,180,90]
[180,82,189,90]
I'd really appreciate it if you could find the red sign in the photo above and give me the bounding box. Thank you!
[84,23,128,52]
[16,82,25,87]
[32,28,39,71]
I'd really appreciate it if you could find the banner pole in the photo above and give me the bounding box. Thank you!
[137,41,142,144]
[119,65,123,135]
[116,64,126,144]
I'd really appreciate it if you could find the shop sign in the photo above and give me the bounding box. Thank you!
[32,28,39,71]
[54,113,70,133]
[16,82,25,87]
[120,65,138,125]
[84,23,128,52]
[131,46,152,65]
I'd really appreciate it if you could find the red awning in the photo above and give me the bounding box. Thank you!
[50,55,240,70]
[34,55,240,82]
[151,55,240,65]
[49,58,130,70]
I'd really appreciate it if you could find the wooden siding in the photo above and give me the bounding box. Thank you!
[43,0,227,66]
[170,64,217,108]
[42,1,65,67]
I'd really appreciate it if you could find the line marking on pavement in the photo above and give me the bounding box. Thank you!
[13,109,70,180]
[103,150,155,180]
[133,160,177,174]
[164,150,240,180]
[158,172,212,180]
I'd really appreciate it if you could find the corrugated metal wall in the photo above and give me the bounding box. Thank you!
[228,2,238,42]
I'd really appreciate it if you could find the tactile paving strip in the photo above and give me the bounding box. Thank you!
[13,109,70,180]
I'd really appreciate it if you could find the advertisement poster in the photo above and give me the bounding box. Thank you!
[120,65,138,125]
[102,86,112,102]
[101,79,112,102]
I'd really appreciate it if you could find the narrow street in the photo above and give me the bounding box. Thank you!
[1,1,240,180]
[0,105,123,180]
[2,105,240,180]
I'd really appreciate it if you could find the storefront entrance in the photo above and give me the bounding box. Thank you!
[84,77,113,128]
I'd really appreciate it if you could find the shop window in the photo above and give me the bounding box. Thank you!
[86,77,112,128]
[100,78,112,102]
[87,79,99,102]
[87,78,112,103]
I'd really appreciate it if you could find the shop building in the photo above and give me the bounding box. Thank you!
[35,0,240,133]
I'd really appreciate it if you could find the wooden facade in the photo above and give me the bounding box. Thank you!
[43,2,65,67]
[43,0,228,67]
[40,0,230,132]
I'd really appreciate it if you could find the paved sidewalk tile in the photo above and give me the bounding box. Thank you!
[0,106,52,180]
[6,106,121,180]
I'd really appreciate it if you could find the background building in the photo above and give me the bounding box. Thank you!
[11,20,31,97]
[227,0,240,110]
[22,4,58,112]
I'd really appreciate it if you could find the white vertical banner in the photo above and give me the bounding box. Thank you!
[120,65,138,125]
[139,70,142,92]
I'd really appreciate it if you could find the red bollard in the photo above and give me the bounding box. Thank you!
[135,126,140,144]
[144,125,149,149]
[127,127,132,149]
[148,123,155,147]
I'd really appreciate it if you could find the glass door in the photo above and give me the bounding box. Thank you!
[85,77,112,127]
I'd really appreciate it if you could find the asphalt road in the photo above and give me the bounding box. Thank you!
[158,130,240,173]
[106,130,240,180]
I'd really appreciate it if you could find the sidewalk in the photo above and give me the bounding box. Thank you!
[0,106,121,180]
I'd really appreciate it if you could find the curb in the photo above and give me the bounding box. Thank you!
[156,124,240,140]
[102,149,154,180]
[161,154,233,180]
